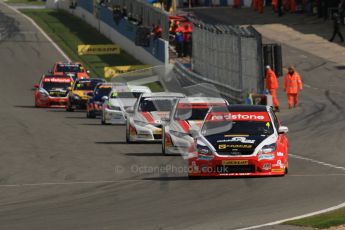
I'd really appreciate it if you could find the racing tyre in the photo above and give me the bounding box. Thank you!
[162,132,166,155]
[126,122,131,143]
[66,105,74,112]
[188,175,200,180]
[101,117,106,125]
[285,167,288,175]
[88,111,96,118]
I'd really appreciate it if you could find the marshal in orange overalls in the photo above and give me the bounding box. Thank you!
[257,0,264,13]
[272,0,278,11]
[283,67,303,108]
[266,67,280,111]
[253,0,259,11]
[234,0,241,8]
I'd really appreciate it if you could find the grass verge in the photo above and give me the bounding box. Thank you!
[21,9,163,92]
[5,0,46,5]
[284,208,345,229]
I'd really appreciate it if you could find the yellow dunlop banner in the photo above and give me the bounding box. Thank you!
[104,65,152,79]
[77,44,120,55]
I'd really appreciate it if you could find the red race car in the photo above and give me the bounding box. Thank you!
[51,61,90,80]
[34,75,73,108]
[188,105,289,178]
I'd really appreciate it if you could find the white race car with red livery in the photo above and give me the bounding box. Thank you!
[125,92,185,143]
[188,105,289,178]
[162,97,228,155]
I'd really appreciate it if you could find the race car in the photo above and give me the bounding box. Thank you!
[125,92,185,143]
[86,82,113,118]
[162,97,228,155]
[34,74,73,108]
[101,85,151,125]
[66,78,105,111]
[51,61,90,80]
[188,105,289,178]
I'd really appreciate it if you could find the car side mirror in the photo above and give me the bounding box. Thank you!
[87,92,94,97]
[102,96,108,101]
[125,107,134,114]
[189,127,200,138]
[161,117,170,124]
[33,84,39,89]
[278,126,289,134]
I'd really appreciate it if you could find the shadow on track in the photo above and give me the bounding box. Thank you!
[13,105,36,109]
[144,176,189,181]
[125,153,173,157]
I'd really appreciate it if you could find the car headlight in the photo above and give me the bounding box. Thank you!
[197,144,212,155]
[258,143,276,154]
[73,94,81,100]
[170,130,188,138]
[135,120,148,126]
[108,105,121,111]
[39,90,49,97]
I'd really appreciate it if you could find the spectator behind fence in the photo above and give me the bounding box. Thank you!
[183,25,192,57]
[152,24,162,40]
[175,29,184,57]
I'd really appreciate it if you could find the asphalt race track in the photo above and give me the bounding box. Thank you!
[1,3,345,230]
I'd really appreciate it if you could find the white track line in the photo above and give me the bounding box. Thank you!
[238,154,345,230]
[1,1,71,61]
[237,202,345,230]
[0,179,144,188]
[290,154,345,171]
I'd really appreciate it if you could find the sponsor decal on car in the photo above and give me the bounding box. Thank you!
[258,154,275,161]
[197,155,214,161]
[218,144,253,150]
[217,137,255,144]
[43,77,71,83]
[277,152,284,157]
[222,160,249,165]
[271,168,285,173]
[262,163,271,171]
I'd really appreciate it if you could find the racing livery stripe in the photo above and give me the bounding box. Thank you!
[141,112,155,123]
[178,120,190,133]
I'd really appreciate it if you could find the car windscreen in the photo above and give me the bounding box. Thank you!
[203,120,273,137]
[138,98,175,112]
[42,82,71,91]
[56,64,83,73]
[74,81,100,90]
[110,92,142,99]
[94,87,112,100]
[174,107,210,121]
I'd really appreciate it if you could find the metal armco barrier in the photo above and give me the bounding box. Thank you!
[174,62,244,103]
[109,0,169,41]
[263,43,283,77]
[191,20,264,102]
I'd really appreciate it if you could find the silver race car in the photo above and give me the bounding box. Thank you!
[162,97,228,155]
[125,92,185,143]
[101,85,151,125]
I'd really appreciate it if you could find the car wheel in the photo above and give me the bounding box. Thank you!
[188,175,200,180]
[101,117,106,125]
[66,105,74,112]
[162,131,166,155]
[285,167,289,175]
[126,122,131,143]
[89,111,96,118]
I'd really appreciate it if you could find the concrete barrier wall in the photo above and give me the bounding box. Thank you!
[51,0,168,65]
[177,0,252,7]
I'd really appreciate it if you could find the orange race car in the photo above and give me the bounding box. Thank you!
[50,61,90,80]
